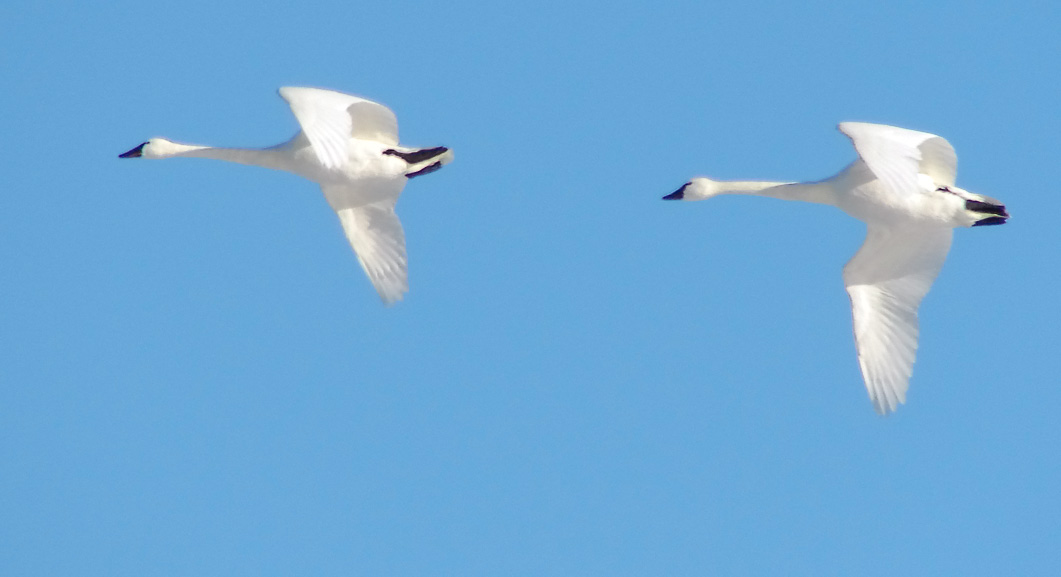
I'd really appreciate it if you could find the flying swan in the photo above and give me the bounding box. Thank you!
[664,122,1008,414]
[120,86,453,304]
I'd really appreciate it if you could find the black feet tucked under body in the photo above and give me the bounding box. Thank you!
[973,216,1008,227]
[966,198,1009,226]
[965,199,1008,218]
[383,146,449,165]
[406,161,443,179]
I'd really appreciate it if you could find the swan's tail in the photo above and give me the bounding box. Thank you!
[384,146,454,179]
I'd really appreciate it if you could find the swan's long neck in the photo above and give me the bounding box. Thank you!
[684,178,837,206]
[148,139,294,172]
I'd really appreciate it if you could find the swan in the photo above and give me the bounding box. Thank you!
[664,122,1008,414]
[119,86,453,304]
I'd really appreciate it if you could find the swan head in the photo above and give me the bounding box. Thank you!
[662,177,723,201]
[118,138,187,159]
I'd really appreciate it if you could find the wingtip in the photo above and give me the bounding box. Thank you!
[119,142,147,158]
[870,390,905,416]
[277,86,298,101]
[663,182,689,200]
[377,285,408,306]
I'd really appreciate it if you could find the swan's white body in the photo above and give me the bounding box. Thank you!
[666,122,1007,414]
[120,86,453,304]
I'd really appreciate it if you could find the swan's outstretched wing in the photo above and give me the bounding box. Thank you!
[321,181,409,304]
[838,122,957,197]
[331,200,409,304]
[279,86,400,170]
[842,224,953,414]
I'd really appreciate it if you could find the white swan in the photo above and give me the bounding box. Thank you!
[665,122,1008,414]
[120,86,453,304]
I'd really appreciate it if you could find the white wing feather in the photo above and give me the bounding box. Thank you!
[279,86,400,170]
[333,201,409,305]
[838,122,958,196]
[843,224,952,414]
[346,100,400,146]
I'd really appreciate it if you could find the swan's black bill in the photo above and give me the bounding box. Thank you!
[384,146,449,164]
[406,161,442,179]
[663,182,689,200]
[119,142,147,158]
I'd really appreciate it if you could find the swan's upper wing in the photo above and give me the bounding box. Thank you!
[278,86,400,170]
[842,223,953,414]
[838,122,957,197]
[322,182,408,304]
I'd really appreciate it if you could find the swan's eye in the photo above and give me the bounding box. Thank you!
[936,186,952,193]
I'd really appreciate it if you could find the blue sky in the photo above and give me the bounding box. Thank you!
[3,1,1059,575]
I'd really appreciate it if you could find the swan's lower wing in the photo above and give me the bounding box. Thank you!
[333,200,408,305]
[842,224,953,414]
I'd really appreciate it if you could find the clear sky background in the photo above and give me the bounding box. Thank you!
[3,1,1059,575]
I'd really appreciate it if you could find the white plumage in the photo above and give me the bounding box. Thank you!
[666,122,1007,414]
[120,86,453,304]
